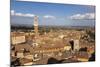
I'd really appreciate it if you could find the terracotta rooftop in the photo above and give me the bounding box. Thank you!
[20,58,33,65]
[75,51,89,59]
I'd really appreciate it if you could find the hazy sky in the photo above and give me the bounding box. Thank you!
[11,0,95,26]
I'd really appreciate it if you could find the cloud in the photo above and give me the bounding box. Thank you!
[11,10,35,17]
[15,13,35,17]
[69,13,95,20]
[11,10,15,15]
[43,15,56,19]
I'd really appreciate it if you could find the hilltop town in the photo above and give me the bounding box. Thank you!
[11,16,95,66]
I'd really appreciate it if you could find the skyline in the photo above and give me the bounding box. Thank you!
[11,0,95,26]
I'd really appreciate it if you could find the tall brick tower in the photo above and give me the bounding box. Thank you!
[34,16,39,37]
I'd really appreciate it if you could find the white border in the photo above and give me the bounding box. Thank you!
[0,0,10,67]
[18,0,95,5]
[0,0,99,67]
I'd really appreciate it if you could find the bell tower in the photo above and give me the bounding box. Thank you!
[34,16,39,37]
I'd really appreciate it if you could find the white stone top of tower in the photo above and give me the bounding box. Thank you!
[34,16,38,26]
